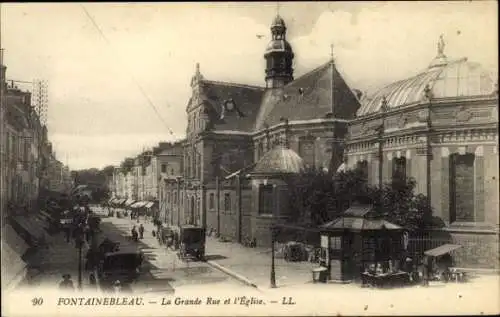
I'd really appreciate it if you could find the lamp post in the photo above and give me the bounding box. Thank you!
[270,225,277,288]
[270,181,278,288]
[74,223,84,290]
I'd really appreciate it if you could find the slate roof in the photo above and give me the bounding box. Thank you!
[254,60,361,131]
[200,80,265,133]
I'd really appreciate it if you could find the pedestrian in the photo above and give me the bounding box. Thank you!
[138,224,144,239]
[131,226,138,242]
[422,255,430,286]
[89,273,97,287]
[113,280,122,294]
[59,274,75,291]
[64,226,71,243]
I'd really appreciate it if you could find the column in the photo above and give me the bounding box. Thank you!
[383,152,393,184]
[440,147,450,223]
[413,148,428,195]
[474,146,485,222]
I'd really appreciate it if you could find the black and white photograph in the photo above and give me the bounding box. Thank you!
[1,2,498,316]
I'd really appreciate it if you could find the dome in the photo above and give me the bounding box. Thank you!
[253,146,304,175]
[357,57,497,117]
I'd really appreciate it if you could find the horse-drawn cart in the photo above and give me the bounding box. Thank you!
[177,225,205,261]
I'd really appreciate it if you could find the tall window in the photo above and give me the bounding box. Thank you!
[356,160,369,182]
[161,164,167,173]
[392,157,407,183]
[173,191,177,205]
[224,193,231,211]
[258,142,264,159]
[209,193,215,210]
[299,138,315,168]
[258,184,274,215]
[450,153,475,222]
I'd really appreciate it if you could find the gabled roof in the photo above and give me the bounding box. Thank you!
[254,60,361,131]
[201,80,265,133]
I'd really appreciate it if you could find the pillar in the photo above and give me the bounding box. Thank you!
[383,152,393,184]
[474,146,485,222]
[440,147,450,223]
[413,148,428,195]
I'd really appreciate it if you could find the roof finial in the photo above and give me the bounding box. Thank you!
[276,1,280,16]
[437,34,445,56]
[195,62,200,74]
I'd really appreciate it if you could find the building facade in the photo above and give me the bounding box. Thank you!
[166,15,498,267]
[168,15,360,246]
[346,40,499,267]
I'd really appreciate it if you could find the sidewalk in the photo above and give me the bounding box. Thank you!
[105,216,315,290]
[205,237,315,290]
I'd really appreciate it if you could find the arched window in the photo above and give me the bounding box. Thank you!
[392,157,406,183]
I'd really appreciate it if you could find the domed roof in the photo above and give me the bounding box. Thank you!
[252,146,304,175]
[357,57,497,116]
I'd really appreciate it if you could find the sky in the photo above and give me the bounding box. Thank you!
[1,2,497,170]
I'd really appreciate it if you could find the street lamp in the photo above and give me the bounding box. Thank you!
[269,182,278,288]
[74,225,84,290]
[270,225,277,288]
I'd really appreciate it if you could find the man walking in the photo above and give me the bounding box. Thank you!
[138,224,144,239]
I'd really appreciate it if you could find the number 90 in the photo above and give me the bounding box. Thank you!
[32,297,44,306]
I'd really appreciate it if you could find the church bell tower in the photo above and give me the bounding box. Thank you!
[264,15,294,89]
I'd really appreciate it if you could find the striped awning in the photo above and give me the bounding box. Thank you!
[145,202,155,208]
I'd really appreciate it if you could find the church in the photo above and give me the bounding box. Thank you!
[163,14,498,257]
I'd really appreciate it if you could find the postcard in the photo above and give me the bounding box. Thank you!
[1,2,498,316]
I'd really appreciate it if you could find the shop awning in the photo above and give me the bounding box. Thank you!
[131,201,147,208]
[124,199,136,207]
[1,238,27,290]
[3,224,29,257]
[424,244,462,257]
[145,202,155,208]
[10,215,49,246]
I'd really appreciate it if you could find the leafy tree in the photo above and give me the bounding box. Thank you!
[288,167,442,231]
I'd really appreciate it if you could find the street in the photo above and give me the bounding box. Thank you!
[22,211,251,294]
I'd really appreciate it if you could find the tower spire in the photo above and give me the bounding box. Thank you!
[330,43,335,63]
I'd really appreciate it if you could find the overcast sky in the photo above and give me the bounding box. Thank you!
[1,2,497,170]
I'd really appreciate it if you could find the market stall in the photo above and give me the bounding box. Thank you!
[319,204,407,284]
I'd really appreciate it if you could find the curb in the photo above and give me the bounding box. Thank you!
[206,260,260,290]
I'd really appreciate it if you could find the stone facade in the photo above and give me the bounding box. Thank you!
[161,15,498,262]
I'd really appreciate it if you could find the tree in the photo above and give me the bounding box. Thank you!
[288,167,442,231]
